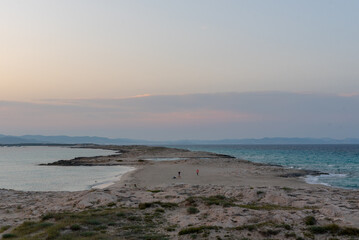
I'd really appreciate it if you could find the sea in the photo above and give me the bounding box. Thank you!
[2,145,359,192]
[172,144,359,189]
[0,146,133,192]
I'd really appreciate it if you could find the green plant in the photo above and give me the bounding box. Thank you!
[178,226,222,235]
[80,231,96,237]
[4,206,172,239]
[304,216,316,226]
[239,203,297,211]
[139,202,153,209]
[276,223,291,230]
[148,190,162,193]
[12,221,53,236]
[235,224,257,231]
[307,224,359,236]
[116,211,126,217]
[85,219,101,225]
[139,201,178,210]
[201,195,236,207]
[285,232,296,238]
[70,224,81,231]
[2,233,17,239]
[187,207,200,214]
[259,228,281,236]
[186,197,197,205]
[0,226,11,233]
[155,208,165,213]
[165,225,177,232]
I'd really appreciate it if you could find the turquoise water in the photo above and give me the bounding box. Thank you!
[0,146,133,191]
[172,145,359,189]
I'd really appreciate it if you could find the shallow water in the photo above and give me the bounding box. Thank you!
[171,144,359,189]
[0,146,133,191]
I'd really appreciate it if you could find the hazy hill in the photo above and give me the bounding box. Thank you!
[1,134,359,145]
[20,135,148,145]
[0,136,43,144]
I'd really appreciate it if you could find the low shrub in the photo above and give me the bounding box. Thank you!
[2,233,17,239]
[239,204,297,211]
[201,195,236,207]
[179,226,222,235]
[307,224,359,236]
[259,228,281,236]
[187,207,200,214]
[304,216,316,226]
[70,224,81,231]
[139,201,178,210]
[0,225,11,233]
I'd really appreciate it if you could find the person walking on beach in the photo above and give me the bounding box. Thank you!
[178,171,181,178]
[196,169,199,176]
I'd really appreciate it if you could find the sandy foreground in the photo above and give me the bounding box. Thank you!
[1,145,359,239]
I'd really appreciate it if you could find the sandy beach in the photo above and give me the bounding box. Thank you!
[1,145,359,239]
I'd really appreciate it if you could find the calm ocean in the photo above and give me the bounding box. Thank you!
[0,146,133,191]
[172,144,359,189]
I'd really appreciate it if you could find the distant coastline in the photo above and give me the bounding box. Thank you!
[2,134,359,145]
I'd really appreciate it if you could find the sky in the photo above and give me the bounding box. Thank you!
[0,1,358,140]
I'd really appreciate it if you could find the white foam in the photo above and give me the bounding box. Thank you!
[92,182,114,189]
[305,173,347,186]
[304,175,331,186]
[325,173,347,178]
[90,166,135,190]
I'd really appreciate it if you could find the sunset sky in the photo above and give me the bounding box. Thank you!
[0,1,358,140]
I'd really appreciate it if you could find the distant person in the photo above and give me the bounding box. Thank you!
[178,171,181,178]
[196,169,199,176]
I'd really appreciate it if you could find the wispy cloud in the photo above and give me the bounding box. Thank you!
[135,110,259,125]
[338,92,359,97]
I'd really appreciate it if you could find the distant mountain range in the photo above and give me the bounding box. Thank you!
[1,134,359,145]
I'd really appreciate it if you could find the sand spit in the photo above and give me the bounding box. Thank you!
[1,145,359,239]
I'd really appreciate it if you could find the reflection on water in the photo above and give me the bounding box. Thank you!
[0,146,133,191]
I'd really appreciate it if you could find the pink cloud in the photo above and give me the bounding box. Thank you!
[338,92,359,97]
[128,94,151,99]
[135,110,259,125]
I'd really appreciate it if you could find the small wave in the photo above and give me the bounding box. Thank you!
[324,173,347,178]
[305,173,348,186]
[91,181,114,189]
[305,175,331,186]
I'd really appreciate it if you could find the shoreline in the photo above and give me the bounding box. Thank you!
[0,145,126,192]
[1,143,344,191]
[91,166,138,190]
[46,145,326,188]
[0,143,343,191]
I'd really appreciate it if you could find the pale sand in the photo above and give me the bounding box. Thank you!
[121,158,310,189]
[1,145,359,239]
